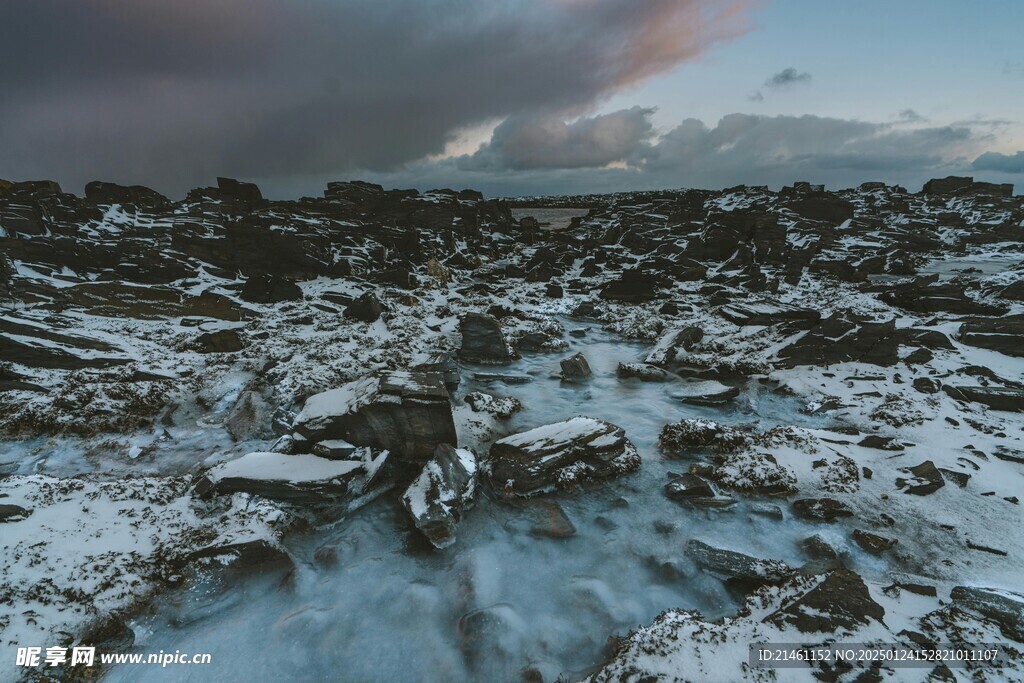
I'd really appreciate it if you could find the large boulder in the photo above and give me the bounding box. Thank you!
[401,444,478,549]
[959,318,1024,357]
[488,416,640,494]
[344,291,385,323]
[293,371,457,460]
[458,313,513,364]
[216,177,264,202]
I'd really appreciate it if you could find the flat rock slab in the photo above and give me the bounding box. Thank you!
[944,385,1024,412]
[199,451,373,504]
[686,539,792,589]
[293,370,457,459]
[488,416,640,495]
[671,380,740,406]
[719,302,820,328]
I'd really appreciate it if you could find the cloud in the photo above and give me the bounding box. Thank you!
[972,150,1024,174]
[764,67,811,88]
[898,109,926,123]
[459,107,656,171]
[0,0,751,197]
[356,111,1003,197]
[747,91,764,102]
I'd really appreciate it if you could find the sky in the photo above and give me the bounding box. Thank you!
[2,0,1023,198]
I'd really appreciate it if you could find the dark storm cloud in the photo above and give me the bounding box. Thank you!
[764,67,811,88]
[973,150,1024,173]
[0,0,750,197]
[459,107,656,171]
[364,111,998,196]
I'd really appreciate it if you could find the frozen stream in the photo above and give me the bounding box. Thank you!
[102,320,885,682]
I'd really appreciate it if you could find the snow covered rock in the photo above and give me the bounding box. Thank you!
[644,326,704,367]
[458,312,513,364]
[671,380,740,406]
[616,362,675,382]
[464,391,523,419]
[488,416,640,495]
[401,444,477,549]
[293,370,457,460]
[198,451,378,503]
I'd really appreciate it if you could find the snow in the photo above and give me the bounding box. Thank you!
[207,452,363,484]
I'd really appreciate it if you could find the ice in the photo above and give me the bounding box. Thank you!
[106,321,881,683]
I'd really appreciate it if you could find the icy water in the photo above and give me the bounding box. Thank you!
[103,321,883,682]
[511,208,590,231]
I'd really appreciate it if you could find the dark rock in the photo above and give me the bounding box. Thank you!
[685,539,792,590]
[544,283,563,298]
[913,377,941,394]
[802,534,840,560]
[559,352,592,382]
[922,176,1013,197]
[664,473,716,500]
[858,435,904,451]
[344,291,385,323]
[765,569,885,633]
[197,329,243,354]
[616,363,675,382]
[0,504,31,523]
[459,313,513,364]
[240,274,303,304]
[599,269,662,303]
[792,498,854,522]
[401,444,477,549]
[777,313,898,368]
[293,370,457,460]
[852,529,897,555]
[84,181,171,210]
[488,416,640,495]
[216,177,264,202]
[959,319,1024,358]
[943,386,1024,412]
[896,460,945,496]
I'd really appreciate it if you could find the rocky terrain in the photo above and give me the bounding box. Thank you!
[1,175,1023,681]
